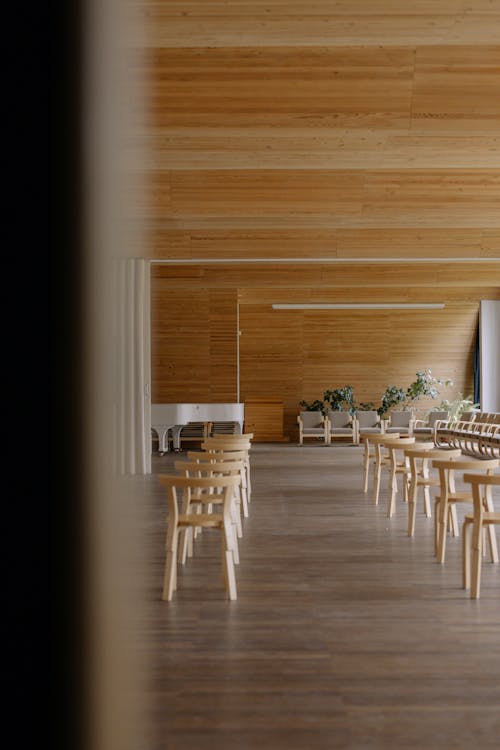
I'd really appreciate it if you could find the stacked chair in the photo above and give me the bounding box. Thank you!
[158,433,253,601]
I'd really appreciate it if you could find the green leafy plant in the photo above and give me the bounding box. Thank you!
[323,385,356,413]
[357,401,376,411]
[378,385,406,417]
[436,393,478,422]
[405,369,452,406]
[299,398,326,413]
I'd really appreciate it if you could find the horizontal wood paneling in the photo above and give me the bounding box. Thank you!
[145,46,414,131]
[142,227,497,260]
[129,134,500,170]
[151,261,500,289]
[133,2,500,47]
[151,283,238,402]
[412,45,500,135]
[141,170,500,228]
[142,2,500,430]
[239,302,478,437]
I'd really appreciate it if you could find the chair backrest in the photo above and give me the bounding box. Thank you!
[202,438,251,452]
[460,411,476,423]
[174,459,245,476]
[432,457,499,472]
[187,450,247,462]
[327,411,352,428]
[355,410,380,428]
[299,411,324,428]
[389,411,412,427]
[158,473,241,519]
[427,410,450,427]
[463,472,500,488]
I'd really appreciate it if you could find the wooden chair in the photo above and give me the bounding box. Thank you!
[385,436,417,518]
[384,410,415,436]
[202,436,252,501]
[325,410,356,444]
[432,457,499,566]
[186,449,250,518]
[353,410,384,446]
[174,459,245,564]
[404,446,461,538]
[462,473,500,599]
[157,474,242,601]
[297,411,328,445]
[361,433,400,495]
[413,410,449,442]
[370,434,404,506]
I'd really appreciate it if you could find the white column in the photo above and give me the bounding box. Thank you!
[480,300,500,412]
[114,258,151,475]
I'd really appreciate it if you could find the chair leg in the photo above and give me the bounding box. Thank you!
[240,482,249,518]
[423,487,432,518]
[407,480,417,537]
[437,497,448,564]
[462,518,473,590]
[387,468,397,518]
[434,496,440,556]
[450,505,459,537]
[402,475,409,504]
[484,487,499,563]
[178,528,189,563]
[471,519,483,599]
[362,446,370,493]
[246,462,252,500]
[163,527,178,601]
[224,551,237,600]
[222,523,237,600]
[372,458,382,506]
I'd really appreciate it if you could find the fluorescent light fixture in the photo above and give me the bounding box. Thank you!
[272,303,445,310]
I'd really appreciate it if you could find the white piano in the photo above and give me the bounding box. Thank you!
[151,403,245,453]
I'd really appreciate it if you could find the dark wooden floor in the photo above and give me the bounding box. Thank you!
[137,443,500,750]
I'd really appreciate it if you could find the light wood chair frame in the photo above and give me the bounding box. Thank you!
[297,412,329,446]
[462,472,500,599]
[202,437,252,501]
[174,459,245,566]
[432,457,499,567]
[404,446,461,538]
[158,473,241,601]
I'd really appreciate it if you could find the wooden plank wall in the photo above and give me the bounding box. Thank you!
[141,1,500,438]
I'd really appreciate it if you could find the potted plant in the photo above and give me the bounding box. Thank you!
[436,393,478,423]
[404,369,453,408]
[299,398,327,414]
[323,385,356,414]
[377,385,406,418]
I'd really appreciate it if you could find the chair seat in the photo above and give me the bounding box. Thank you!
[330,427,355,434]
[359,427,383,434]
[303,427,328,434]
